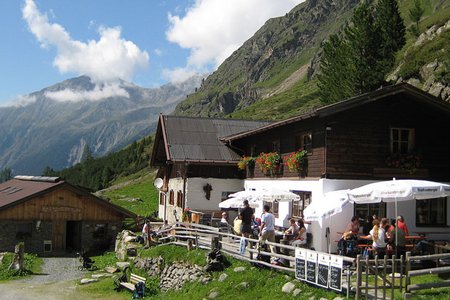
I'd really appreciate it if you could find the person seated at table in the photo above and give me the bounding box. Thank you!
[387,219,406,258]
[283,218,299,241]
[362,219,387,258]
[346,216,361,238]
[362,215,373,235]
[396,215,409,235]
[292,219,307,248]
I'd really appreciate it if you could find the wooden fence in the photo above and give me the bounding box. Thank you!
[151,222,449,299]
[403,252,450,299]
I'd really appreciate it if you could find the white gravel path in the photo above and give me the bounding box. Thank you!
[0,257,92,300]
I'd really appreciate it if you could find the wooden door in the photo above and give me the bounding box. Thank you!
[52,220,66,251]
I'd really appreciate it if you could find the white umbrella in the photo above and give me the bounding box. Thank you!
[259,187,301,202]
[347,179,450,204]
[303,190,350,221]
[219,197,260,209]
[348,179,450,255]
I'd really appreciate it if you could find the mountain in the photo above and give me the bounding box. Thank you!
[0,75,203,175]
[174,0,450,120]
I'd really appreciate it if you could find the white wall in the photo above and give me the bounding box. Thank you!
[158,177,244,223]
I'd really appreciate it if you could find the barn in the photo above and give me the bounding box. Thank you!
[0,176,135,255]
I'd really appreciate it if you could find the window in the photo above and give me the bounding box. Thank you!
[290,191,312,218]
[416,198,447,227]
[354,203,386,219]
[263,201,279,218]
[176,191,183,207]
[250,145,256,157]
[390,128,414,154]
[295,132,312,153]
[93,224,107,238]
[159,192,164,205]
[169,190,174,205]
[272,140,280,153]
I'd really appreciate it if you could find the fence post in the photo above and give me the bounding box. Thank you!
[346,265,351,299]
[356,254,361,300]
[403,252,411,299]
[211,235,220,250]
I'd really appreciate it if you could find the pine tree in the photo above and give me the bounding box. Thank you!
[0,167,12,183]
[409,0,425,34]
[318,1,406,103]
[375,0,406,73]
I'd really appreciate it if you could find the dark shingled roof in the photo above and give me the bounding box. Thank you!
[161,115,271,163]
[0,176,135,217]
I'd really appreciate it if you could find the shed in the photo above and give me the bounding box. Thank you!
[0,176,135,255]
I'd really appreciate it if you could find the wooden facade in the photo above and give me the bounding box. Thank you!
[0,177,134,255]
[227,84,450,182]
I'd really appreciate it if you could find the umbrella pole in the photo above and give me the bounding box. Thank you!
[395,197,398,258]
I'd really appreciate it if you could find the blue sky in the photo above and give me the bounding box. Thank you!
[0,0,303,106]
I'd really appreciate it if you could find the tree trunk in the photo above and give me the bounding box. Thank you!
[9,242,24,271]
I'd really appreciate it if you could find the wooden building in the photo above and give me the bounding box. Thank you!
[150,115,270,223]
[223,83,450,251]
[0,176,135,255]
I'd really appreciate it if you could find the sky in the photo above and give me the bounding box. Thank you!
[0,0,304,106]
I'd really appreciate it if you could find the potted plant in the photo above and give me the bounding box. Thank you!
[284,149,308,175]
[256,152,282,177]
[237,156,256,177]
[385,151,422,174]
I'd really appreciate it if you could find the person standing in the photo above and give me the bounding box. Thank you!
[240,200,254,238]
[259,204,276,253]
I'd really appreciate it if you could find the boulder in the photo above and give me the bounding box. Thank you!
[116,262,130,270]
[282,281,296,294]
[80,278,99,285]
[233,266,246,272]
[218,273,228,282]
[293,289,302,297]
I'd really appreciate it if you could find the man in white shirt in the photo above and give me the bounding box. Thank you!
[260,204,276,253]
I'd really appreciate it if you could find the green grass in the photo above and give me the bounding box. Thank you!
[79,244,341,300]
[0,252,43,281]
[101,172,159,217]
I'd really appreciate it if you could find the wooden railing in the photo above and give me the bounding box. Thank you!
[404,252,450,299]
[151,222,450,299]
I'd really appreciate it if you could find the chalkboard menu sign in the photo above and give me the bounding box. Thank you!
[329,255,343,292]
[306,251,317,284]
[317,254,331,288]
[295,248,306,280]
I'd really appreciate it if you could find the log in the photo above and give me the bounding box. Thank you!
[407,280,450,292]
[8,242,24,271]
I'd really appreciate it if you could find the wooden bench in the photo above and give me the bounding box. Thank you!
[119,273,146,293]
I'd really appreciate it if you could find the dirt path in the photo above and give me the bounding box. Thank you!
[0,257,103,300]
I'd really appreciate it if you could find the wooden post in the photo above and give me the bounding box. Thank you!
[356,254,362,300]
[403,252,412,299]
[8,242,24,271]
[211,236,220,250]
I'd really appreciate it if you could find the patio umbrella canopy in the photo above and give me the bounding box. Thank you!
[219,197,259,209]
[303,190,350,221]
[347,179,450,204]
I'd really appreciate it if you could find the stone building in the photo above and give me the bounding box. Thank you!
[0,176,135,255]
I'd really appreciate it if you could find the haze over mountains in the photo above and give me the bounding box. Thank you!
[0,75,203,175]
[2,0,449,177]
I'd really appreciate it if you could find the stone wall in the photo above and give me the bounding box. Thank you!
[0,220,52,255]
[81,221,122,253]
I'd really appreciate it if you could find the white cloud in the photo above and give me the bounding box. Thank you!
[162,67,199,83]
[22,0,149,84]
[166,0,304,70]
[154,49,163,56]
[1,94,37,107]
[44,83,129,102]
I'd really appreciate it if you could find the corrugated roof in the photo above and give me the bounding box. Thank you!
[163,116,271,163]
[0,177,135,218]
[0,177,64,209]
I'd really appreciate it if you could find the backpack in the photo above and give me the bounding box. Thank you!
[133,281,145,299]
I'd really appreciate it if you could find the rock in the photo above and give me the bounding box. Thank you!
[218,273,228,282]
[234,266,246,272]
[236,282,249,289]
[80,278,99,285]
[293,289,302,297]
[284,275,291,280]
[124,236,136,243]
[282,281,296,294]
[428,82,445,98]
[91,273,112,279]
[104,266,118,273]
[333,297,345,300]
[116,262,130,269]
[127,247,137,257]
[201,276,211,284]
[209,291,219,299]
